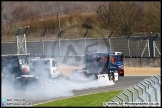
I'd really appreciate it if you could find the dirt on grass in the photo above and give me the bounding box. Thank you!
[57,66,161,76]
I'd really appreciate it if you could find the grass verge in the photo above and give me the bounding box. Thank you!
[32,90,123,107]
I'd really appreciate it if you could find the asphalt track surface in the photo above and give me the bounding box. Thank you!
[30,76,151,105]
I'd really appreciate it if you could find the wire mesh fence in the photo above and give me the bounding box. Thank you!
[1,29,161,57]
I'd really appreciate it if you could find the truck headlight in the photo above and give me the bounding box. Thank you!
[119,65,124,69]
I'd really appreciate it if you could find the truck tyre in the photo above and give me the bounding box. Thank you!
[94,74,98,80]
[109,72,115,82]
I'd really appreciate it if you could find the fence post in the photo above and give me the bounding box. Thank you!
[140,82,147,91]
[144,81,152,101]
[127,32,132,56]
[116,96,124,107]
[140,82,151,103]
[156,82,161,91]
[154,76,160,82]
[148,39,150,57]
[83,29,88,55]
[126,89,134,102]
[57,30,62,56]
[157,75,161,81]
[15,27,22,54]
[40,28,46,55]
[147,80,158,102]
[132,86,144,102]
[110,99,118,107]
[152,33,159,57]
[23,26,29,54]
[122,92,129,102]
[157,74,161,77]
[136,84,144,95]
[110,99,116,103]
[107,31,113,52]
[150,78,156,84]
[156,82,161,104]
[144,81,150,89]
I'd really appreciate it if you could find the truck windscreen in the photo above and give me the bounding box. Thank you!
[31,60,49,66]
[117,55,123,61]
[86,53,108,63]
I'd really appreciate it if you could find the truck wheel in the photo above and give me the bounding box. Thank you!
[110,72,115,82]
[94,74,98,80]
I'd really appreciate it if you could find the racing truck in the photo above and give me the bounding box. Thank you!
[68,52,124,82]
[111,52,124,76]
[30,57,62,79]
[29,57,64,88]
[1,54,41,90]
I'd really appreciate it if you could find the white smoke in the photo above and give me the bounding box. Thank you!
[2,70,114,101]
[2,39,115,102]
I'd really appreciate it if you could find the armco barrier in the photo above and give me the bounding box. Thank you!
[105,74,161,107]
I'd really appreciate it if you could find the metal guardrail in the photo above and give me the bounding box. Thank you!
[106,74,161,107]
[1,35,161,58]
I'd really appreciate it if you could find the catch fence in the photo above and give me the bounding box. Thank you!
[1,36,161,57]
[1,28,161,67]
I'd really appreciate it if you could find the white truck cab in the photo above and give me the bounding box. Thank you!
[30,57,61,78]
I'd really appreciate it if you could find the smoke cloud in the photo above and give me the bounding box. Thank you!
[2,39,115,103]
[2,70,114,101]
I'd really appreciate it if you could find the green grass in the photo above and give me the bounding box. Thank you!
[33,90,123,107]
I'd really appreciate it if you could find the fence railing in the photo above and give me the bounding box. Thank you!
[1,36,161,57]
[105,74,161,107]
[1,27,161,58]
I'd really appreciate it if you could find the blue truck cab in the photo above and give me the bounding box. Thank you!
[83,51,124,81]
[109,52,124,76]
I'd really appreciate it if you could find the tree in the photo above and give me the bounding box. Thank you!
[11,4,40,26]
[97,2,145,35]
[12,5,28,23]
[141,2,161,33]
[97,1,161,34]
